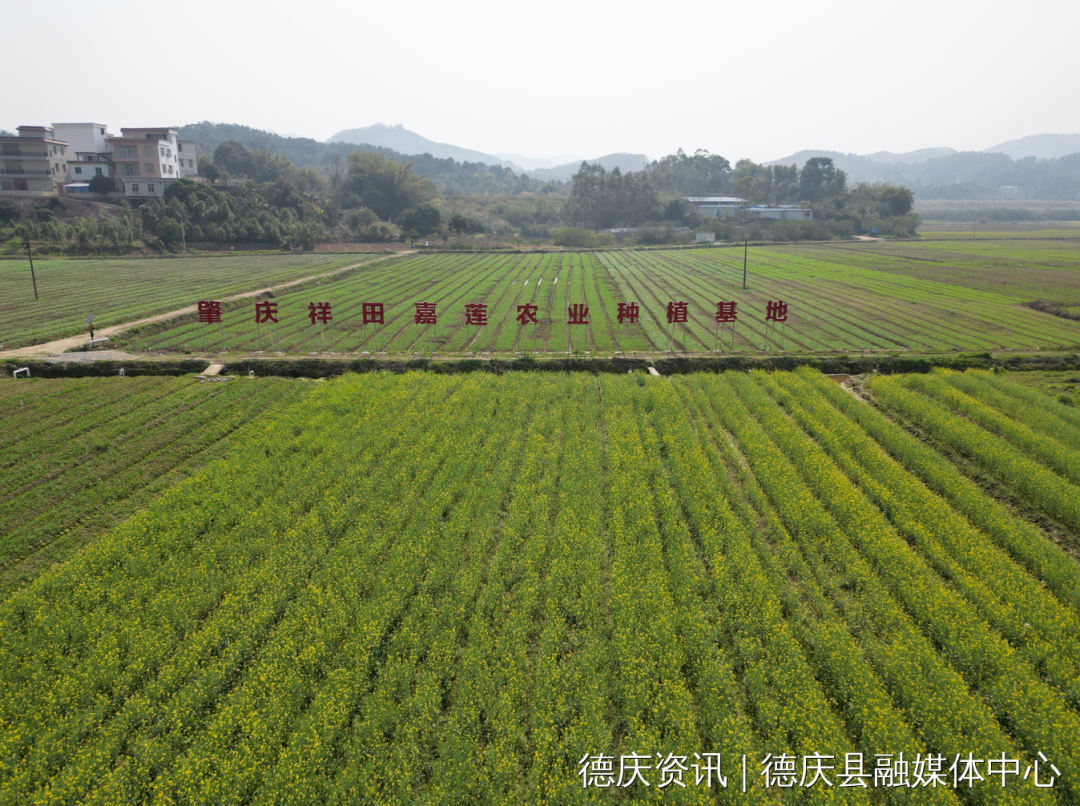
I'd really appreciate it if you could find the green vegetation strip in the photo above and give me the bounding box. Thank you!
[0,370,1078,803]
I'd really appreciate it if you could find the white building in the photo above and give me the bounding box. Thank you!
[177,140,198,177]
[685,196,812,220]
[108,127,184,198]
[53,123,114,185]
[745,206,813,220]
[686,196,745,217]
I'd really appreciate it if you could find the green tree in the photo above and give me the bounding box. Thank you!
[449,213,485,236]
[344,151,437,221]
[87,174,115,195]
[397,203,441,235]
[213,141,254,177]
[878,185,915,216]
[799,157,847,203]
[0,199,19,225]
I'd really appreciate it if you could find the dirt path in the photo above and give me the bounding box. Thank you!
[0,252,411,359]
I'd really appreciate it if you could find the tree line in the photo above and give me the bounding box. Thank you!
[559,150,919,239]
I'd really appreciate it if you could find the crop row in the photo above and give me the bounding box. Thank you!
[1,371,1078,802]
[0,254,371,348]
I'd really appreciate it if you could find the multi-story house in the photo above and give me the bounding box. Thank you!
[108,126,187,198]
[177,140,199,178]
[0,126,69,196]
[53,122,114,184]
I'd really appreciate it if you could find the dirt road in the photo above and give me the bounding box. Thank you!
[0,252,409,360]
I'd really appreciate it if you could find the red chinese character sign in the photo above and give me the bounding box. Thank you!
[715,301,737,351]
[415,302,438,354]
[255,300,278,324]
[198,300,222,324]
[414,302,437,324]
[666,301,688,324]
[197,300,225,351]
[617,302,639,324]
[254,300,278,350]
[464,303,487,352]
[766,300,788,322]
[765,299,789,351]
[567,303,589,354]
[309,301,334,350]
[516,303,538,325]
[666,301,689,353]
[308,302,333,325]
[362,302,384,325]
[465,303,488,326]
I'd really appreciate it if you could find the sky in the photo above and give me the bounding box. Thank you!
[4,0,1079,164]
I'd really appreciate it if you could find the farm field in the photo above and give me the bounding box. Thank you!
[118,240,1080,356]
[918,227,1080,240]
[1,368,1079,804]
[0,253,378,349]
[0,375,311,595]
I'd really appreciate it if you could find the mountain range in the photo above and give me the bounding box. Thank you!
[177,121,1080,200]
[326,124,646,181]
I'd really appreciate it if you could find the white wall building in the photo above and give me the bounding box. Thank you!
[108,127,184,198]
[177,140,198,177]
[53,123,114,184]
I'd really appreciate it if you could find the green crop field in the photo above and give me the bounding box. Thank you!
[0,254,377,349]
[1,368,1078,804]
[0,375,311,594]
[118,241,1080,356]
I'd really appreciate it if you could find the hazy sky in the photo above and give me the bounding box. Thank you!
[5,0,1078,163]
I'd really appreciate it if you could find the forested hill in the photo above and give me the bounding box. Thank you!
[766,147,1080,200]
[327,123,510,168]
[178,122,563,196]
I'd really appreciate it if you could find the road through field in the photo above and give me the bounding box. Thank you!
[0,252,411,359]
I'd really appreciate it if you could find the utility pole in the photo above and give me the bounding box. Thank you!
[743,238,748,290]
[24,240,38,300]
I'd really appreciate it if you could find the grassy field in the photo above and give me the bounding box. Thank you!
[0,375,312,595]
[0,253,377,349]
[119,240,1080,355]
[1,368,1078,804]
[919,228,1080,240]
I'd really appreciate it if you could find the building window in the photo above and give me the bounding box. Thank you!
[0,181,12,191]
[131,184,139,193]
[178,143,184,152]
[121,163,137,176]
[148,184,155,194]
[189,159,194,167]
[119,146,135,158]
[61,148,65,155]
[74,166,82,174]
[145,163,154,173]
[100,127,105,135]
[143,145,153,156]
[95,167,103,175]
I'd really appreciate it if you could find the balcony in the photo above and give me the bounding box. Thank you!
[0,168,51,176]
[0,150,49,158]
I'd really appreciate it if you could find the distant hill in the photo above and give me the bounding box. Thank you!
[176,121,561,197]
[493,153,585,171]
[530,153,650,182]
[327,124,515,169]
[982,133,1080,160]
[862,147,957,164]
